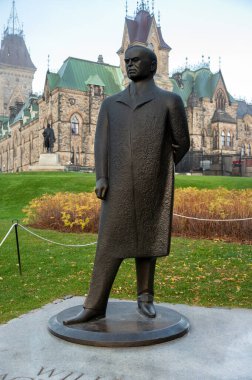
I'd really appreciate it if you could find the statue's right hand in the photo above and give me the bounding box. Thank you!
[95,178,108,200]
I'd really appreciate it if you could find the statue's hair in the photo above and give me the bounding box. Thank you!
[126,44,157,63]
[125,45,157,75]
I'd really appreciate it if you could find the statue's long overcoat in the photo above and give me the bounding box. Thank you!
[95,84,190,259]
[43,127,55,149]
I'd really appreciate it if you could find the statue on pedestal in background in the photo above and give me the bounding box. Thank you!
[43,123,56,153]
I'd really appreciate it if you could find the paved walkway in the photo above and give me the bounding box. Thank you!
[0,297,251,380]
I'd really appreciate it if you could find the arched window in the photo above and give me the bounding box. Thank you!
[213,129,218,149]
[221,131,225,147]
[216,89,226,111]
[226,131,231,147]
[71,115,79,135]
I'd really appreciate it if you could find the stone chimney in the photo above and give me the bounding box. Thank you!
[97,55,104,64]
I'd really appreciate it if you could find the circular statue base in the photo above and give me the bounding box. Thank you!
[48,301,189,347]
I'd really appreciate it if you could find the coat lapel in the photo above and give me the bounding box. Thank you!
[116,86,155,110]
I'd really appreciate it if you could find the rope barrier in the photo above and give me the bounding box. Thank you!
[18,224,97,248]
[0,223,17,248]
[0,213,251,250]
[0,222,97,276]
[173,213,252,222]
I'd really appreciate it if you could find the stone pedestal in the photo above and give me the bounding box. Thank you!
[29,153,65,171]
[48,301,190,347]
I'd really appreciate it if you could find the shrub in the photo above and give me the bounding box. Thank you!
[23,188,252,242]
[173,187,252,243]
[23,192,100,233]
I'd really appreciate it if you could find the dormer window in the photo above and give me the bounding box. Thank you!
[94,85,101,96]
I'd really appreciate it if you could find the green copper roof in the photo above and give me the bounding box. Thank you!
[171,67,233,106]
[9,95,39,127]
[47,57,124,95]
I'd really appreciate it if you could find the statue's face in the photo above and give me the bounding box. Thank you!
[124,47,155,82]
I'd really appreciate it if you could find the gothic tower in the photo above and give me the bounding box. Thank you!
[0,1,36,119]
[117,0,173,90]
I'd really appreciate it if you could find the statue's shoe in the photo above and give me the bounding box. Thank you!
[137,293,156,318]
[63,308,105,325]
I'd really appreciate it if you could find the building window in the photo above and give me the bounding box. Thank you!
[13,133,18,158]
[216,89,226,111]
[226,131,231,147]
[241,144,245,156]
[213,130,218,150]
[245,124,250,133]
[231,135,234,147]
[248,144,251,156]
[76,147,79,165]
[71,115,79,135]
[94,85,101,96]
[201,130,206,147]
[221,131,225,147]
[70,148,75,164]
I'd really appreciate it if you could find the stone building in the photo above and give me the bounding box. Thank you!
[0,1,36,133]
[0,0,252,175]
[0,57,123,172]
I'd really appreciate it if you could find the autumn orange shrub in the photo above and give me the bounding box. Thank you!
[23,188,252,242]
[173,187,252,242]
[23,192,101,233]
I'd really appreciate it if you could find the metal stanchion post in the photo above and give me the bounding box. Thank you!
[12,220,22,275]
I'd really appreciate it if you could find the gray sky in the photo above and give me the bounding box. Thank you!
[1,0,252,102]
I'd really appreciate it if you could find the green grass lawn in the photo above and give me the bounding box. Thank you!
[0,172,96,219]
[0,222,251,323]
[175,174,252,190]
[0,173,251,323]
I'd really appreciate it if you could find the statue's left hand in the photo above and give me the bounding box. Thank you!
[95,178,108,200]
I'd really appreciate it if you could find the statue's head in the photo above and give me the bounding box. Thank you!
[124,45,157,82]
[47,123,51,128]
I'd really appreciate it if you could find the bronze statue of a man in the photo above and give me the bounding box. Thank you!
[64,45,190,325]
[43,123,56,153]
